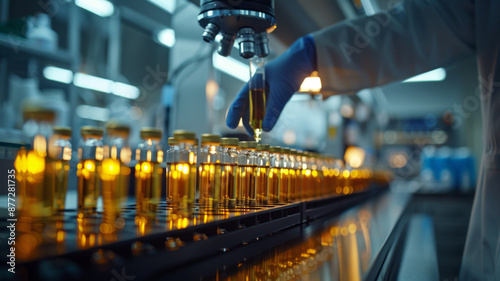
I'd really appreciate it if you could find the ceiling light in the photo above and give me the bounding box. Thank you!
[403,68,446,83]
[43,66,73,84]
[212,52,249,82]
[299,71,322,93]
[76,105,110,122]
[148,0,177,14]
[74,73,113,93]
[157,28,176,48]
[75,0,114,17]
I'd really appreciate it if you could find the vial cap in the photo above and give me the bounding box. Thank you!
[140,128,162,139]
[81,126,103,137]
[269,146,281,153]
[239,141,257,149]
[22,106,56,123]
[53,126,72,137]
[194,138,199,146]
[106,122,130,136]
[281,147,291,154]
[257,144,270,151]
[168,137,178,145]
[201,134,221,144]
[173,130,196,141]
[221,138,239,147]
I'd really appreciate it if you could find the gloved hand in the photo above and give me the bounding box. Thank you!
[226,35,317,135]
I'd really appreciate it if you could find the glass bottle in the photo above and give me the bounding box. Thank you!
[279,148,291,203]
[301,152,312,200]
[249,57,266,142]
[101,123,132,219]
[171,130,197,214]
[46,126,72,211]
[135,128,163,216]
[198,134,222,210]
[268,146,281,204]
[288,149,298,202]
[77,126,104,214]
[238,141,258,207]
[15,106,55,217]
[293,149,303,202]
[256,144,270,205]
[166,137,179,205]
[220,138,239,209]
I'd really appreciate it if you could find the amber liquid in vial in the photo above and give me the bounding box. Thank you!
[199,162,222,209]
[255,166,269,205]
[221,163,238,208]
[302,169,312,199]
[249,88,266,142]
[279,168,289,203]
[168,162,196,213]
[288,169,296,202]
[238,164,257,207]
[135,161,162,215]
[45,159,70,210]
[101,158,122,219]
[295,168,303,201]
[77,159,101,213]
[16,149,53,217]
[268,167,280,204]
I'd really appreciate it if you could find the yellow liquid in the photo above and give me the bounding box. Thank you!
[238,164,257,207]
[302,169,312,199]
[255,166,269,205]
[135,161,162,215]
[45,159,69,211]
[249,88,266,142]
[221,163,238,208]
[279,168,289,203]
[268,167,280,204]
[199,162,222,209]
[168,162,196,213]
[101,158,121,220]
[288,169,296,202]
[295,168,302,201]
[77,160,101,214]
[16,149,54,217]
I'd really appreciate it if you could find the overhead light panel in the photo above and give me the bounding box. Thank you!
[212,52,249,82]
[76,105,110,122]
[148,0,176,14]
[403,68,446,83]
[74,73,113,93]
[75,0,114,17]
[157,28,176,48]
[43,67,140,100]
[43,66,73,84]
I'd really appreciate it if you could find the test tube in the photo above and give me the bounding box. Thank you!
[268,146,281,204]
[249,57,266,142]
[238,141,258,207]
[135,128,163,216]
[16,106,55,217]
[171,130,197,214]
[46,126,72,211]
[77,126,104,214]
[220,138,239,209]
[198,134,222,210]
[256,144,270,205]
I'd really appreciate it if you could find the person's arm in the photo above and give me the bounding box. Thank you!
[227,0,476,134]
[314,0,475,96]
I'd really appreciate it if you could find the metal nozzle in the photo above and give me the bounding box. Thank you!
[202,23,220,43]
[217,32,236,57]
[237,28,255,59]
[255,32,270,58]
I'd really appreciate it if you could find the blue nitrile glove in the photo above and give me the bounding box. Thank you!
[226,35,317,135]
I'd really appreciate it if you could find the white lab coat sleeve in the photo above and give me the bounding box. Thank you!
[312,0,476,96]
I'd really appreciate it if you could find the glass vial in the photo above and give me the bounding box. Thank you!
[279,148,291,203]
[256,144,270,205]
[238,141,258,207]
[220,138,239,209]
[102,123,132,219]
[268,146,281,204]
[198,134,222,210]
[249,57,266,142]
[77,126,104,214]
[171,130,197,214]
[166,137,179,205]
[288,149,298,202]
[46,126,72,211]
[15,107,55,217]
[292,149,303,202]
[135,128,163,216]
